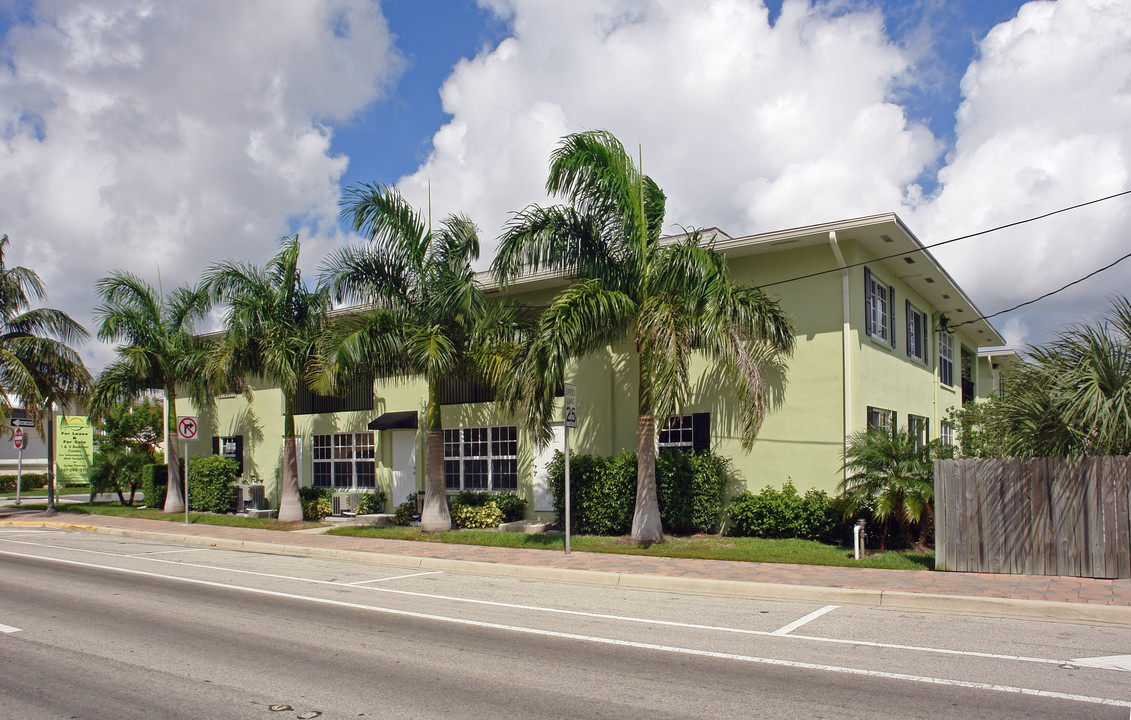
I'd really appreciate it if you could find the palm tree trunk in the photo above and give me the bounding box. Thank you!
[632,413,663,544]
[420,386,451,532]
[164,388,185,513]
[277,397,303,522]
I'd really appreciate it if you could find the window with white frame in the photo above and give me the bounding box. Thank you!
[864,267,896,347]
[906,302,928,363]
[940,421,954,448]
[659,415,694,449]
[939,331,954,386]
[312,433,375,489]
[908,414,929,449]
[444,426,517,491]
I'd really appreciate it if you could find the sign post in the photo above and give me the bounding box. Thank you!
[177,416,199,524]
[13,427,24,505]
[562,384,578,555]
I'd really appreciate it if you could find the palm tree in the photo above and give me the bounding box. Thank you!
[205,235,329,522]
[493,131,794,543]
[90,272,213,513]
[0,234,91,512]
[839,426,934,549]
[987,296,1131,457]
[321,184,526,532]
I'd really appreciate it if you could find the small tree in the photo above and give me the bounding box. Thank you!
[89,399,164,505]
[839,426,934,550]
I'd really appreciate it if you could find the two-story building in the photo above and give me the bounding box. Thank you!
[191,213,1012,517]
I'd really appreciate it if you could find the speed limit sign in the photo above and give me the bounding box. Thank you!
[13,427,24,450]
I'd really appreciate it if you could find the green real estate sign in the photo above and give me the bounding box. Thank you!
[56,415,93,485]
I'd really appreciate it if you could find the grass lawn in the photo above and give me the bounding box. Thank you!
[24,503,933,570]
[326,525,934,571]
[25,503,321,531]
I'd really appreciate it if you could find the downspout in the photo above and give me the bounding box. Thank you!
[828,232,852,473]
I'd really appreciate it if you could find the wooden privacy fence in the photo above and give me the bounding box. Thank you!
[934,457,1131,578]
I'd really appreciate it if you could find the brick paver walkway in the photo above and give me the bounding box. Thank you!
[5,510,1130,611]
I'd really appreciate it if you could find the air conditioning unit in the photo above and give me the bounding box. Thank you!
[332,492,363,516]
[231,483,267,513]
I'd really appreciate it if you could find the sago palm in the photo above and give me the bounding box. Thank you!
[90,271,212,513]
[320,183,527,532]
[839,426,934,549]
[493,131,794,543]
[205,235,330,522]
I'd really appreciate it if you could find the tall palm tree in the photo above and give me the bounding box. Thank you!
[90,272,212,513]
[205,235,329,522]
[0,234,90,512]
[321,184,526,532]
[493,131,794,543]
[839,426,934,549]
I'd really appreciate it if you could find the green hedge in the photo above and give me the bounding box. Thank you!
[547,449,732,536]
[0,474,47,492]
[393,491,419,526]
[142,464,168,509]
[300,487,332,521]
[186,456,238,513]
[450,502,505,529]
[355,489,387,515]
[727,480,839,542]
[451,490,527,522]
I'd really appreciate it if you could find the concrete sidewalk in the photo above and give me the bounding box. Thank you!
[2,509,1129,626]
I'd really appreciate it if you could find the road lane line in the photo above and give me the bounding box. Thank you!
[0,540,1072,668]
[132,549,211,556]
[348,571,443,585]
[0,623,21,633]
[771,604,838,635]
[3,549,1129,712]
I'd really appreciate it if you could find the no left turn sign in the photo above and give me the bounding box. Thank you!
[177,416,199,441]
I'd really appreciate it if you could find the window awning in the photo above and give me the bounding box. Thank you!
[367,411,419,431]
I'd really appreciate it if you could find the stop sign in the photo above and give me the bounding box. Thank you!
[13,427,24,450]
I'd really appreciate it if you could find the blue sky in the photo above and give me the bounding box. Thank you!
[1,0,1129,370]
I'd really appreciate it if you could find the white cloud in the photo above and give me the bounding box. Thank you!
[910,0,1131,345]
[400,0,938,262]
[0,0,402,369]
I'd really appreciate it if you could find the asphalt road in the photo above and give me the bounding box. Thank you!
[2,528,1130,719]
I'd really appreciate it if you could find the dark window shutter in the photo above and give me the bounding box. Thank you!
[922,312,929,364]
[692,413,710,453]
[888,285,896,348]
[864,267,873,336]
[212,436,220,455]
[905,300,913,357]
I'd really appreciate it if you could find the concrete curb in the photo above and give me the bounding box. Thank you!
[6,519,1131,625]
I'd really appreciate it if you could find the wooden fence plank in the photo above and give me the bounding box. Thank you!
[1115,458,1131,579]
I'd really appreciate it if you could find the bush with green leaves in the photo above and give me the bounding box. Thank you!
[355,489,387,515]
[450,501,504,529]
[142,464,168,509]
[300,486,332,521]
[451,490,527,522]
[727,480,837,541]
[0,473,47,493]
[547,449,733,536]
[88,399,164,505]
[393,492,420,526]
[185,455,238,513]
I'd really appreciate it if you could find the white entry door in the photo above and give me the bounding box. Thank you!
[390,430,417,507]
[532,423,564,512]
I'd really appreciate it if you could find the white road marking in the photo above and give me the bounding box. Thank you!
[1072,655,1131,672]
[0,539,1073,668]
[0,530,63,535]
[347,571,443,585]
[3,549,1129,711]
[132,548,210,556]
[0,623,21,633]
[771,604,838,636]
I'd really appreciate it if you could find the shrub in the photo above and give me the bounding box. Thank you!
[142,464,168,509]
[393,492,419,526]
[450,502,504,529]
[300,486,332,521]
[355,489,387,515]
[547,449,732,536]
[727,480,837,542]
[451,490,527,522]
[0,473,47,493]
[186,455,239,513]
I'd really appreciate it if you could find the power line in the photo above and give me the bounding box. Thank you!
[758,188,1131,290]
